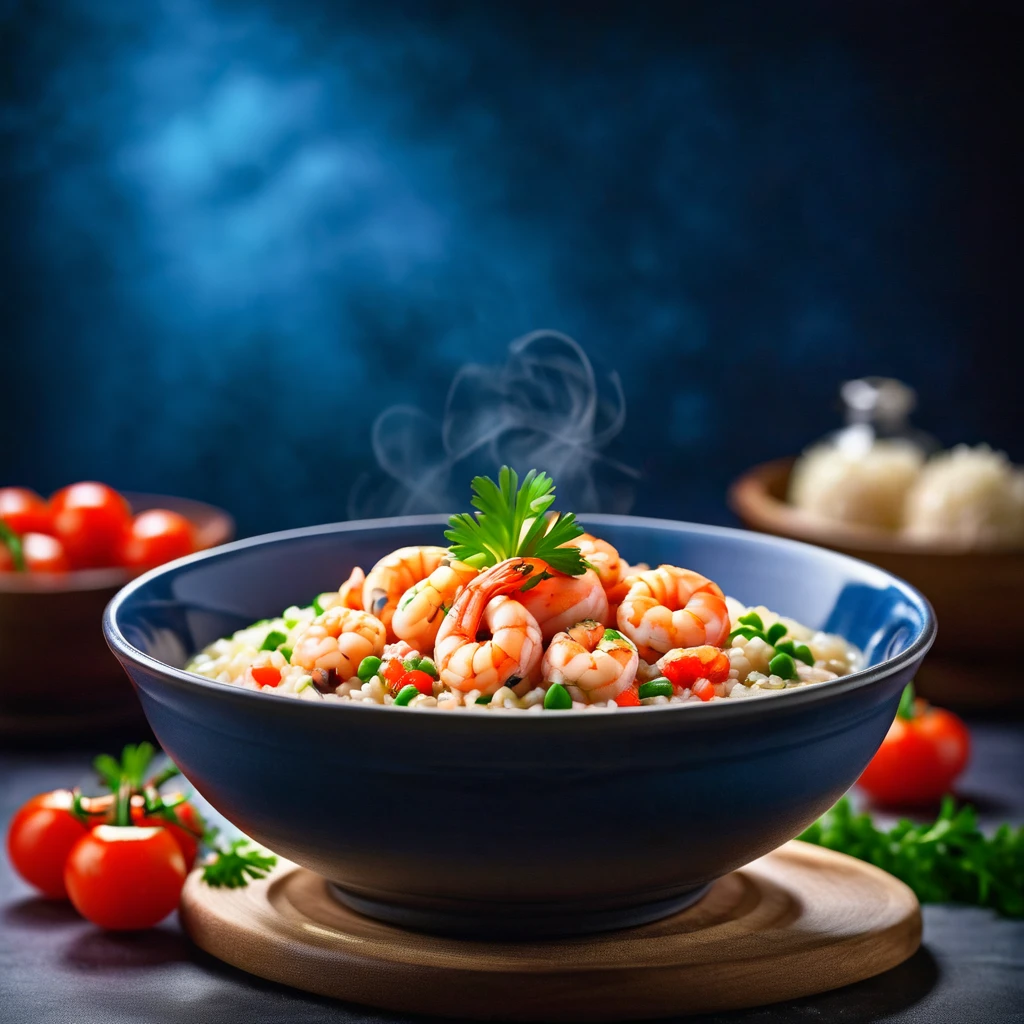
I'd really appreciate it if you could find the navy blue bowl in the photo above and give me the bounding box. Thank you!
[104,515,934,938]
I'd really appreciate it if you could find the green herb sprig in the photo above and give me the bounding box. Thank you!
[0,521,26,571]
[445,467,588,577]
[201,832,278,889]
[799,795,1024,917]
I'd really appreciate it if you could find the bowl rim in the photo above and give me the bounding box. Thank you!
[104,513,936,725]
[0,492,235,595]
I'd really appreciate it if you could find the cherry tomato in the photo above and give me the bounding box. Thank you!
[24,532,72,572]
[858,695,971,806]
[49,482,132,569]
[0,487,53,536]
[64,824,187,930]
[6,790,89,898]
[614,687,641,707]
[134,799,204,871]
[381,658,407,692]
[119,509,197,571]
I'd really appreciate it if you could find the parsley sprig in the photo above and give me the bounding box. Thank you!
[0,521,26,571]
[201,832,278,888]
[799,795,1024,917]
[444,467,588,577]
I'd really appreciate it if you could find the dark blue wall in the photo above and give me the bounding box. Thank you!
[3,1,1020,536]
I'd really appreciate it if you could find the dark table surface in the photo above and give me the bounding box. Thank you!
[2,721,1022,1024]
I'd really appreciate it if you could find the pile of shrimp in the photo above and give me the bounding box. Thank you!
[187,532,861,711]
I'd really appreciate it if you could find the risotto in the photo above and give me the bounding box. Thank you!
[186,468,862,712]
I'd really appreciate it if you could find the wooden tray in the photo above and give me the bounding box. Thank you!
[180,841,921,1020]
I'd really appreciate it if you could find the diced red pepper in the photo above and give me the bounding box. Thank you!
[661,646,730,689]
[614,687,641,707]
[692,679,716,702]
[252,665,281,688]
[381,658,406,690]
[397,669,434,696]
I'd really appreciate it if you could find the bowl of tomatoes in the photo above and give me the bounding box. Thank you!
[0,483,234,738]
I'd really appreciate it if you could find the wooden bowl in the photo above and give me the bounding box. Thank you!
[0,493,234,740]
[729,459,1024,711]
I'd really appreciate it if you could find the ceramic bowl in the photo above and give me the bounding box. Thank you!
[729,458,1024,710]
[104,514,934,939]
[0,493,233,739]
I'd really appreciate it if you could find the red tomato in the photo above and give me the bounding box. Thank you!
[133,799,204,871]
[381,658,407,692]
[251,665,281,688]
[6,790,89,898]
[119,509,197,571]
[49,482,132,569]
[22,532,71,573]
[396,669,434,696]
[64,824,187,930]
[662,646,731,689]
[0,487,53,536]
[614,687,641,707]
[857,699,971,806]
[691,679,717,702]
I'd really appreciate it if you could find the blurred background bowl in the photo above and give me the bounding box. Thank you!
[729,458,1024,712]
[105,514,933,939]
[0,493,234,741]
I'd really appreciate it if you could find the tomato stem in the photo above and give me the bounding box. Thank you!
[897,682,917,721]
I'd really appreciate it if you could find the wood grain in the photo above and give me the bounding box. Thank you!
[180,841,921,1021]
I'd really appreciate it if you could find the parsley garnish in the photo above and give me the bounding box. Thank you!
[201,832,278,889]
[0,521,26,571]
[799,795,1024,917]
[444,467,588,577]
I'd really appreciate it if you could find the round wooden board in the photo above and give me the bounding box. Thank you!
[180,841,921,1020]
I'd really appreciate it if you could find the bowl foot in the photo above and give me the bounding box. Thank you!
[326,882,711,938]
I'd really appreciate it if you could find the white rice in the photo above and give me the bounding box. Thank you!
[185,596,862,712]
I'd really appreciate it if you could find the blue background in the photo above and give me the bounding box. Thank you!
[2,1,1020,537]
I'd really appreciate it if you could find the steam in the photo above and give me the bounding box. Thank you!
[349,331,639,517]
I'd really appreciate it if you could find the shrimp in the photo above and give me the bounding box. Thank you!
[515,558,609,640]
[317,566,366,614]
[362,545,449,640]
[291,605,386,682]
[616,565,730,663]
[542,620,639,704]
[392,558,479,651]
[434,559,543,695]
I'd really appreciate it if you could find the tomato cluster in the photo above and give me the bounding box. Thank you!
[6,788,202,930]
[0,483,196,574]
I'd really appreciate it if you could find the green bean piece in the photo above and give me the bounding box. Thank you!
[543,683,573,710]
[766,622,788,645]
[414,657,439,679]
[768,652,798,680]
[738,611,765,631]
[259,630,288,652]
[638,679,673,699]
[279,647,292,664]
[475,695,492,705]
[393,684,420,706]
[357,656,382,682]
[728,625,763,643]
[793,643,814,665]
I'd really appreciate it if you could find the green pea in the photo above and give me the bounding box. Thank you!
[475,695,492,705]
[357,656,382,681]
[543,683,573,710]
[774,639,796,657]
[393,684,420,706]
[768,652,798,679]
[259,630,288,652]
[638,679,673,699]
[738,611,765,630]
[414,656,439,679]
[794,644,814,666]
[766,622,788,645]
[312,595,326,616]
[728,625,764,643]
